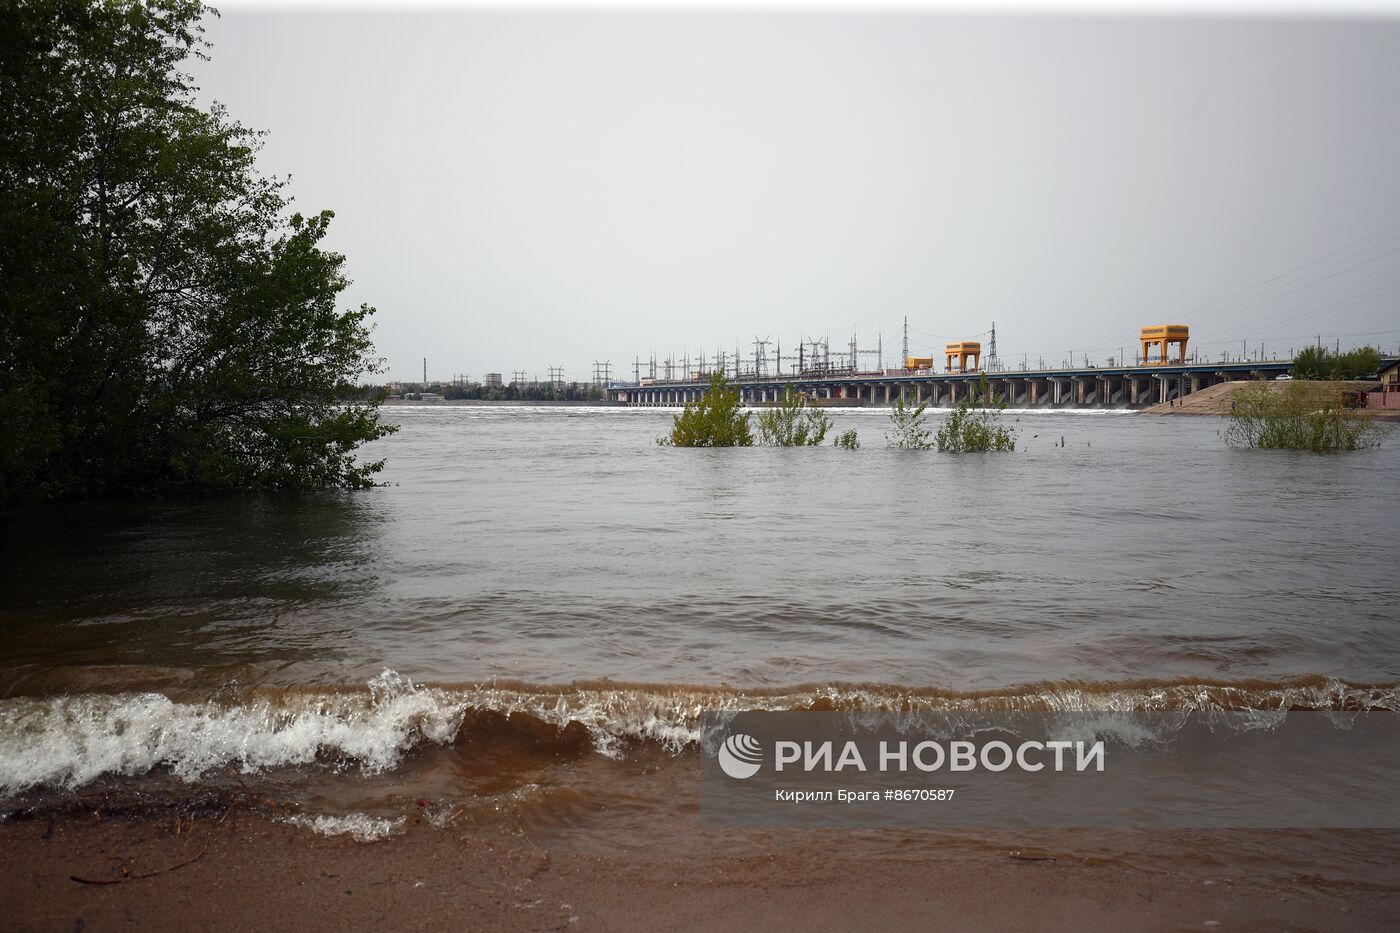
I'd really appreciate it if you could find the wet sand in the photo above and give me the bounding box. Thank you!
[2,813,1391,932]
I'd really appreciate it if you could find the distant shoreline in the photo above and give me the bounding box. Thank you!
[381,399,620,407]
[378,390,1400,420]
[1139,379,1400,419]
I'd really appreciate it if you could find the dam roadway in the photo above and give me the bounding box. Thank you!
[611,359,1309,409]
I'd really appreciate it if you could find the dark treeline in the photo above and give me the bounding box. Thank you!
[1291,346,1383,380]
[437,382,606,402]
[0,1,393,508]
[343,382,608,402]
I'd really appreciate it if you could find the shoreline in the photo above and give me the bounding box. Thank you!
[1138,379,1400,418]
[381,398,621,407]
[378,391,1400,419]
[3,811,1394,932]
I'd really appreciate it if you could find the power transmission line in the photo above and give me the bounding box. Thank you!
[1020,213,1400,364]
[1190,218,1400,320]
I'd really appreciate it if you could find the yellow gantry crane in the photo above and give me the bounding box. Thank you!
[944,341,982,373]
[1140,325,1189,365]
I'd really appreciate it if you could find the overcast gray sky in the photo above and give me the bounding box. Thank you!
[192,9,1400,383]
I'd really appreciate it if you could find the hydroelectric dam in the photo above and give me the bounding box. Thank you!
[609,359,1300,409]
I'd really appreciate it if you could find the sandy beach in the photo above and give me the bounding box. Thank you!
[3,804,1396,932]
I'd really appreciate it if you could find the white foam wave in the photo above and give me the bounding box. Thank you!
[282,812,404,842]
[0,672,1394,796]
[0,670,463,795]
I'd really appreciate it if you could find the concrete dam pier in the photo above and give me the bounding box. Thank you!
[611,360,1297,410]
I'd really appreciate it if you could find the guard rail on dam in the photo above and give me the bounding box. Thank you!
[612,360,1310,409]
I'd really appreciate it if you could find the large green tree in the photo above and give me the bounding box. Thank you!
[0,0,393,506]
[1292,345,1382,381]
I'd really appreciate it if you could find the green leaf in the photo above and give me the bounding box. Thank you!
[659,374,753,447]
[0,0,395,505]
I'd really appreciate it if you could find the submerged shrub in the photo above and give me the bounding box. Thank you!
[886,397,934,449]
[935,375,1016,453]
[659,374,753,447]
[1223,380,1387,452]
[757,387,832,446]
[833,428,860,450]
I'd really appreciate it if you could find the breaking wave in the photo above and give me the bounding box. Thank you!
[1,670,1395,797]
